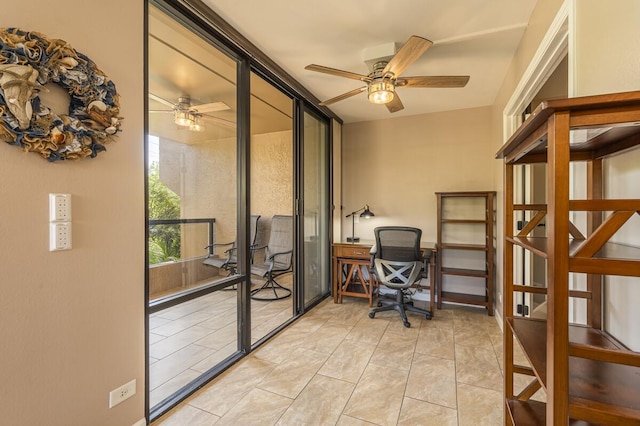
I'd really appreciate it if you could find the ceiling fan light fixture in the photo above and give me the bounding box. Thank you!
[189,114,205,132]
[368,80,395,104]
[174,109,193,127]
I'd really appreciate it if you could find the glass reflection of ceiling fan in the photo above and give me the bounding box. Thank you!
[149,93,235,131]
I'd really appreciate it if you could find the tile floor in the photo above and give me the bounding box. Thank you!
[153,296,512,426]
[149,275,295,407]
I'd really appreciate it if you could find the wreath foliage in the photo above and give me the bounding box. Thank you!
[0,28,122,161]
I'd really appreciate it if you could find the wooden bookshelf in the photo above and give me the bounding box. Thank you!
[496,90,640,425]
[435,191,496,315]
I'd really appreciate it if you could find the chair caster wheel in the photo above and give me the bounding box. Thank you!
[403,321,411,328]
[368,312,375,319]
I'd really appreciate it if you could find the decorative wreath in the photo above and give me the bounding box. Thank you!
[0,28,122,161]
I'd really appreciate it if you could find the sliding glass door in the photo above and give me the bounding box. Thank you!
[146,1,332,420]
[301,110,330,306]
[248,71,295,342]
[147,2,241,415]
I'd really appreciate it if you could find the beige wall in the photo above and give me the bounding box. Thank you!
[572,0,640,350]
[0,1,145,425]
[342,106,494,243]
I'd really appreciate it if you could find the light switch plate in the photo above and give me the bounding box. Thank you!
[49,193,71,222]
[50,222,72,251]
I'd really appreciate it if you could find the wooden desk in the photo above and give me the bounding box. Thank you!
[332,241,437,315]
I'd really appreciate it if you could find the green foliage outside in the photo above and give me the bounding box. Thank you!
[148,163,181,264]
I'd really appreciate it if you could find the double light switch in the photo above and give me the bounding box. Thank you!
[49,193,72,251]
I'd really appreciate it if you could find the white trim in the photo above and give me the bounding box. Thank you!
[494,307,504,332]
[567,0,577,97]
[132,418,147,426]
[500,1,571,320]
[503,0,571,139]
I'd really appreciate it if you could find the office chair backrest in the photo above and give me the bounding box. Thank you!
[374,226,422,262]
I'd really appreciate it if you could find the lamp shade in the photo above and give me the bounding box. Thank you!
[346,204,375,243]
[360,205,374,218]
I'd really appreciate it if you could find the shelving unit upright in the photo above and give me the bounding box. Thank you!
[496,90,640,425]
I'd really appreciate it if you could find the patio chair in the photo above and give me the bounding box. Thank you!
[203,215,261,275]
[250,215,293,301]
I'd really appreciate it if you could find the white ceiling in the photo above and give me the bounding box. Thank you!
[201,0,539,123]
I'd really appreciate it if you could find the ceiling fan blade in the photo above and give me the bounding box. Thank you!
[319,87,368,106]
[149,110,173,113]
[201,114,236,128]
[383,36,433,77]
[305,64,370,82]
[192,101,231,113]
[386,94,404,113]
[149,93,176,108]
[397,76,470,88]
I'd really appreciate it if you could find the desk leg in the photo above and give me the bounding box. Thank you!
[429,251,436,316]
[436,248,442,310]
[332,255,338,303]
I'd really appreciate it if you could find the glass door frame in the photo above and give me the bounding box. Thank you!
[146,0,335,422]
[294,103,332,311]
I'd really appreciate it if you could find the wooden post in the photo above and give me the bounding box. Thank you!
[504,163,515,423]
[586,159,603,329]
[546,111,570,425]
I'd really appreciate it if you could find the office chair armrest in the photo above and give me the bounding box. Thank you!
[368,244,377,269]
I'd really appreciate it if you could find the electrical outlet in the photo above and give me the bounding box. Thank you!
[109,379,136,408]
[49,193,71,222]
[49,222,72,251]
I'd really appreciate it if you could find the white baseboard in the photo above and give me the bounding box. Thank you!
[494,307,504,332]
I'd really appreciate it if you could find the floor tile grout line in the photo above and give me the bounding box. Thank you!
[154,302,502,425]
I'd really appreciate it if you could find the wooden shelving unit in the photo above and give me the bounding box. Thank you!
[436,191,495,315]
[495,90,640,425]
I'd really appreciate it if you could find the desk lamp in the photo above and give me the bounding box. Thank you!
[346,205,375,243]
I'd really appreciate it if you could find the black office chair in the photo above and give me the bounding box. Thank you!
[368,226,432,327]
[250,215,293,301]
[203,215,261,276]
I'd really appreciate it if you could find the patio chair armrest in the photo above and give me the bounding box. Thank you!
[250,244,268,253]
[267,249,293,262]
[204,241,235,250]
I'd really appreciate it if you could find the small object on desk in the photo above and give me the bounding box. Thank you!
[345,204,375,242]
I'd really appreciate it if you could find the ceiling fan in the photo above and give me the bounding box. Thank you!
[305,35,470,113]
[149,93,234,131]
